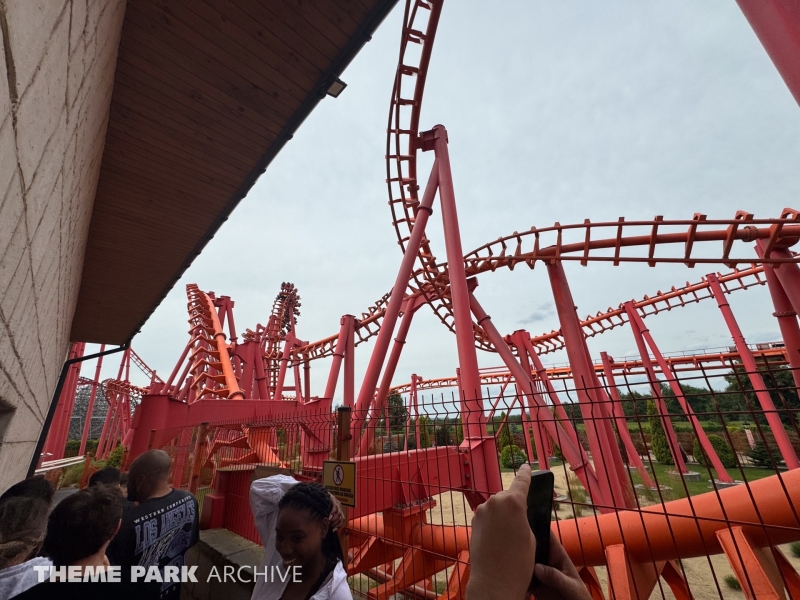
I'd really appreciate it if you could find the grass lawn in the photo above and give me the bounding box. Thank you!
[627,461,778,500]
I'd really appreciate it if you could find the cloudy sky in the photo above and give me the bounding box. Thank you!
[102,1,800,401]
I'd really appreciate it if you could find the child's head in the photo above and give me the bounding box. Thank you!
[88,467,121,488]
[0,496,49,569]
[42,484,125,566]
[276,483,343,572]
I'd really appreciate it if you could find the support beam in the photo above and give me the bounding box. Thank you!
[706,273,799,470]
[736,0,800,108]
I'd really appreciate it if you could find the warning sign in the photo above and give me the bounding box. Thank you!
[323,460,356,507]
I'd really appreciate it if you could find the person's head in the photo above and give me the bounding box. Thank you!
[119,472,128,496]
[42,485,124,567]
[276,483,343,573]
[88,467,121,488]
[0,475,54,506]
[0,496,50,569]
[126,450,172,502]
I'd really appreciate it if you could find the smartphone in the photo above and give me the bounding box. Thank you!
[527,469,554,566]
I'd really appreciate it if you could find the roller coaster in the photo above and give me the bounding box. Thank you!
[41,2,800,598]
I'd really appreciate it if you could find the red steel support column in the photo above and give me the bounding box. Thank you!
[547,262,630,508]
[757,242,800,390]
[79,345,105,456]
[303,358,311,403]
[430,126,485,438]
[410,374,421,450]
[43,342,85,462]
[469,292,604,504]
[600,352,657,490]
[273,334,295,402]
[351,159,438,441]
[736,0,800,108]
[625,303,734,483]
[359,299,421,455]
[521,338,585,454]
[324,318,353,402]
[205,293,244,399]
[624,305,689,474]
[511,331,547,469]
[706,273,800,470]
[344,315,355,409]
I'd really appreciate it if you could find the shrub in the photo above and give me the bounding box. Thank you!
[723,574,741,591]
[60,461,86,488]
[106,445,124,468]
[648,401,673,465]
[552,442,563,461]
[748,441,775,468]
[496,414,512,450]
[418,416,432,448]
[791,542,800,559]
[500,445,527,469]
[693,434,736,469]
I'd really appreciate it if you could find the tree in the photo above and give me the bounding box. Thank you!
[418,415,432,448]
[648,400,673,465]
[500,445,527,469]
[693,434,736,469]
[748,440,776,468]
[496,412,512,450]
[385,391,409,432]
[725,363,800,427]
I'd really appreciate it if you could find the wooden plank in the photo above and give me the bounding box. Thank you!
[115,34,286,137]
[114,69,273,153]
[121,9,297,123]
[94,177,233,226]
[127,3,307,113]
[191,0,323,88]
[96,165,230,221]
[102,131,242,195]
[149,0,319,96]
[112,80,264,165]
[241,2,341,63]
[103,124,245,194]
[106,104,255,182]
[217,0,332,72]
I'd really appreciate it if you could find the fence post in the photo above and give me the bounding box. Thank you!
[336,407,351,567]
[79,453,94,489]
[189,423,209,494]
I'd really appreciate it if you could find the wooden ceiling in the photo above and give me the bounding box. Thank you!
[71,0,398,343]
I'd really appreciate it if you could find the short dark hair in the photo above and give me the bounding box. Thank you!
[89,467,121,487]
[42,485,125,566]
[0,496,49,569]
[0,475,54,506]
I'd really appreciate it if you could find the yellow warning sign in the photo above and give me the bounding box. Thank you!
[323,460,356,507]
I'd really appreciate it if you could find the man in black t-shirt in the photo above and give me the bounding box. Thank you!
[107,450,199,600]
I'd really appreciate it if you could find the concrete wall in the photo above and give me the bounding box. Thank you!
[0,0,125,492]
[182,529,264,600]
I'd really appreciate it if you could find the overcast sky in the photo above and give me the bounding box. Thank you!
[102,1,800,401]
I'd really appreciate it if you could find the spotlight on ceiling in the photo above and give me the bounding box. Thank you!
[326,78,347,98]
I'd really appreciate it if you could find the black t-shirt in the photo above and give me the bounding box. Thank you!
[107,489,199,600]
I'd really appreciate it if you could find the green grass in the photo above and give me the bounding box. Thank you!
[627,462,777,499]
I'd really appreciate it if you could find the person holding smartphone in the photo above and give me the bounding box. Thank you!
[466,464,591,600]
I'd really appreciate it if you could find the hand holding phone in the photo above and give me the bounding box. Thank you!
[527,470,555,566]
[465,464,537,600]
